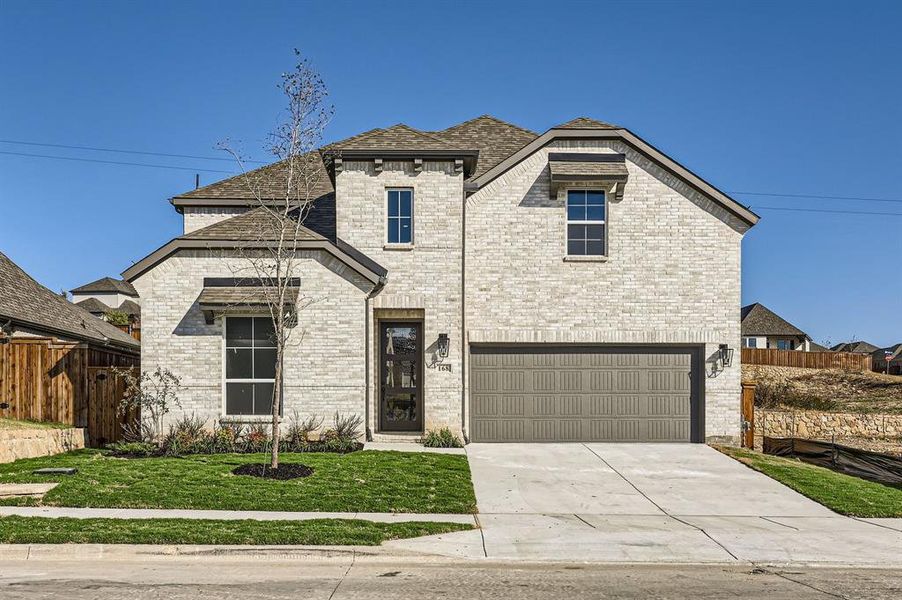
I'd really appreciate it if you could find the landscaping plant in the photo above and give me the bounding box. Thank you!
[422,428,464,448]
[114,366,183,444]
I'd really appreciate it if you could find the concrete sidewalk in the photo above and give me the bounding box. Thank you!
[0,506,476,525]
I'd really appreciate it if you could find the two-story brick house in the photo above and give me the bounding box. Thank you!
[123,116,758,443]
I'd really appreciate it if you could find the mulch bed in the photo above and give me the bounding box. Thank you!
[232,463,314,480]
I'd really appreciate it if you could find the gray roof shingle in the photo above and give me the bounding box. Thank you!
[70,276,137,297]
[433,115,538,179]
[740,303,808,338]
[0,252,139,350]
[74,297,109,314]
[554,116,619,129]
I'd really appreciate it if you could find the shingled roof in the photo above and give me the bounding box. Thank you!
[830,341,880,354]
[740,303,809,338]
[554,116,619,129]
[70,276,137,297]
[434,115,538,179]
[0,252,139,350]
[74,297,109,315]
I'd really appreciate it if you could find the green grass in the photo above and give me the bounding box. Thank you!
[718,445,902,517]
[0,418,71,430]
[0,516,472,545]
[0,450,476,513]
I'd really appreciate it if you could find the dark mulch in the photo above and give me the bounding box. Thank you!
[232,463,314,480]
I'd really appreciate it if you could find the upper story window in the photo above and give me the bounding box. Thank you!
[224,316,278,416]
[387,189,413,244]
[566,190,606,256]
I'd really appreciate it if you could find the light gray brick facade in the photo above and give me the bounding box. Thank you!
[134,125,751,443]
[465,140,745,441]
[335,161,463,437]
[131,250,371,429]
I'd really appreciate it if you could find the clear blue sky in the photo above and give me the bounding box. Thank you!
[1,0,900,347]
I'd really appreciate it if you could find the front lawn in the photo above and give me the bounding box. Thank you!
[718,445,902,517]
[0,418,70,430]
[0,516,472,545]
[0,450,476,514]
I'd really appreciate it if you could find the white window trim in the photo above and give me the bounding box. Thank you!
[221,315,278,419]
[565,187,608,259]
[385,187,414,248]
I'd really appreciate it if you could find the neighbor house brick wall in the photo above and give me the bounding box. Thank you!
[335,161,463,436]
[464,140,746,441]
[130,249,372,428]
[183,207,249,234]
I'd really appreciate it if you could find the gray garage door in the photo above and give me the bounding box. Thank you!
[469,346,699,442]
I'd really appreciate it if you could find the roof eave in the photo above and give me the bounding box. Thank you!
[122,238,385,288]
[467,127,759,228]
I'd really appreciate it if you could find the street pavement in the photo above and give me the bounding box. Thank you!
[1,554,901,599]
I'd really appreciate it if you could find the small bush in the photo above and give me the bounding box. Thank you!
[422,427,464,448]
[106,441,159,457]
[161,414,213,456]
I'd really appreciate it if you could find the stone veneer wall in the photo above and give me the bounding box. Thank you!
[131,249,373,428]
[756,410,902,440]
[0,428,86,463]
[465,139,748,441]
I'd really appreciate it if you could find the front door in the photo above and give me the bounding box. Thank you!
[379,322,424,432]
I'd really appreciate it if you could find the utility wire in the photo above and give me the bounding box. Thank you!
[749,205,902,217]
[731,191,902,204]
[0,150,235,174]
[0,139,265,164]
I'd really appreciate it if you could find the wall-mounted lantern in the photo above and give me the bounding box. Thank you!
[437,333,450,360]
[718,344,734,368]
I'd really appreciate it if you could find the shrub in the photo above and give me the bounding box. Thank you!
[754,378,838,412]
[105,441,159,457]
[161,414,212,456]
[331,412,363,441]
[422,427,464,448]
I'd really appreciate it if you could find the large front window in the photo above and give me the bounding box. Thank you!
[224,316,278,415]
[387,188,413,244]
[566,189,606,256]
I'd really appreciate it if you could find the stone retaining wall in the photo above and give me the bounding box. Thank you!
[755,410,902,440]
[0,428,86,463]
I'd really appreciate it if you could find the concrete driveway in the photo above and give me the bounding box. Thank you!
[389,443,902,565]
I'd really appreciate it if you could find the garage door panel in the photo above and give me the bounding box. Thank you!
[470,346,698,443]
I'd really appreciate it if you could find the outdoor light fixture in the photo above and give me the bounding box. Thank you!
[719,344,734,368]
[437,333,450,360]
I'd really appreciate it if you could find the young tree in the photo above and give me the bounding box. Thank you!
[218,51,333,469]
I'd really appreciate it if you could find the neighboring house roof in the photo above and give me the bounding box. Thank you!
[117,299,141,317]
[873,344,902,360]
[0,252,139,351]
[122,207,387,285]
[740,303,809,338]
[74,297,109,315]
[808,341,829,352]
[830,341,880,354]
[70,276,138,297]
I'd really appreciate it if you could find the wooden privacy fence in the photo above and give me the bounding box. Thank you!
[742,348,872,371]
[0,338,139,446]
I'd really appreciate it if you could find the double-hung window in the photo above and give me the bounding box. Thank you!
[566,190,606,256]
[224,316,278,415]
[387,189,413,244]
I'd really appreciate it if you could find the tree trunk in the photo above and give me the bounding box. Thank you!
[270,346,283,469]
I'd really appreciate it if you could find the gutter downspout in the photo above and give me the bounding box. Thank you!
[461,183,468,442]
[364,275,387,441]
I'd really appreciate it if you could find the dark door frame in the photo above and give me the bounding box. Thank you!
[378,319,425,432]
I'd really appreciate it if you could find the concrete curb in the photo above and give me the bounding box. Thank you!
[4,543,902,569]
[0,506,477,524]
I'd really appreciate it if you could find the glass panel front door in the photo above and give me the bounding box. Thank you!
[380,322,423,432]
